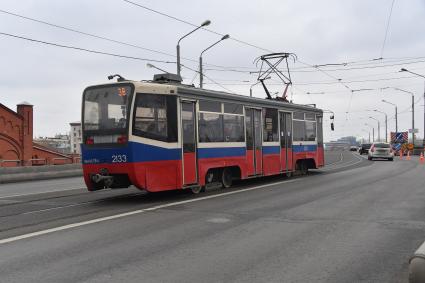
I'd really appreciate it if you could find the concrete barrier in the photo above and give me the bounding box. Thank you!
[0,164,83,184]
[409,241,425,283]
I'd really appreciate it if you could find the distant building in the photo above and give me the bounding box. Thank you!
[34,134,71,154]
[70,121,82,154]
[337,136,358,146]
[0,102,75,167]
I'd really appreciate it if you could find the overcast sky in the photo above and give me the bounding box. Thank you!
[1,0,425,142]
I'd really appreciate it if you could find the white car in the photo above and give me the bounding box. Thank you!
[368,142,394,161]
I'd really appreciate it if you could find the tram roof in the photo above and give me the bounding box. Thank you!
[89,80,323,114]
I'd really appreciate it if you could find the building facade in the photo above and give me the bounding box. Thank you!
[0,102,75,167]
[70,122,82,154]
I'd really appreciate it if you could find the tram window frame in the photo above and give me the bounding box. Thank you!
[198,100,245,143]
[198,113,224,142]
[293,112,305,120]
[199,100,222,112]
[263,108,278,142]
[316,115,323,146]
[132,93,177,142]
[305,113,316,121]
[223,114,244,142]
[293,120,306,141]
[223,103,243,114]
[305,120,317,141]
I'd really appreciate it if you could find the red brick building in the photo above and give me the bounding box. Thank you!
[0,102,74,167]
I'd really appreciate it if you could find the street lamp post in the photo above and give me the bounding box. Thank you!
[382,99,398,134]
[199,34,230,88]
[365,123,375,142]
[361,129,370,143]
[373,109,388,143]
[369,117,380,141]
[382,86,415,143]
[400,68,425,145]
[176,20,211,77]
[393,87,415,145]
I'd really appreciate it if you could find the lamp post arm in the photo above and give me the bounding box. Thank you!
[178,26,203,45]
[200,40,223,57]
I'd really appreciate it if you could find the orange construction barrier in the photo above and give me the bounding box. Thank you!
[399,150,403,159]
[420,152,424,164]
[406,151,411,160]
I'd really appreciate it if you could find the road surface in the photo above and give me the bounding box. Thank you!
[0,150,424,282]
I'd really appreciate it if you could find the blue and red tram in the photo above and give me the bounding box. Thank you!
[81,76,325,193]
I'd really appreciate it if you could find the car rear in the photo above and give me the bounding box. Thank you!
[359,143,371,154]
[368,143,394,161]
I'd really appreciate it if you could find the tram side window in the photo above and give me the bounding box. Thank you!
[199,113,224,142]
[305,121,316,141]
[132,93,177,142]
[223,103,243,114]
[305,113,316,121]
[199,100,221,112]
[263,108,278,142]
[293,112,305,120]
[293,120,306,141]
[316,115,323,146]
[223,115,244,142]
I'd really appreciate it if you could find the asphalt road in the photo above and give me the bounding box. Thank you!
[0,150,424,282]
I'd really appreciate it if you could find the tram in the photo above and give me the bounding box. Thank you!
[81,74,325,193]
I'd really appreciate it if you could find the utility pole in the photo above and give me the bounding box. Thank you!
[374,110,388,143]
[382,99,398,134]
[369,116,380,141]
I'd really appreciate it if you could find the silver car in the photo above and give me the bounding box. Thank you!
[368,142,394,161]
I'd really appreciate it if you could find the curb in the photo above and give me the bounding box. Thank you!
[0,170,83,184]
[409,241,425,283]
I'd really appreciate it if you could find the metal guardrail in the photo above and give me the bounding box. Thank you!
[0,160,21,167]
[28,158,47,166]
[0,157,81,167]
[51,157,72,165]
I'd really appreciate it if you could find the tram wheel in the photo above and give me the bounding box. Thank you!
[221,168,233,188]
[301,162,308,175]
[190,186,204,194]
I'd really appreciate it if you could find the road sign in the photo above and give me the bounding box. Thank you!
[391,131,408,143]
[409,128,419,133]
[393,143,402,151]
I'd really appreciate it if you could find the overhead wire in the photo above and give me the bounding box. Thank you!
[122,0,274,54]
[0,31,175,63]
[0,31,237,92]
[0,8,252,70]
[380,0,396,58]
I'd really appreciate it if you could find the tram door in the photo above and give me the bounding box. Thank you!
[279,112,292,172]
[181,101,197,185]
[245,108,262,175]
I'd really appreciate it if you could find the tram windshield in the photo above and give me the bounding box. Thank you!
[83,85,133,134]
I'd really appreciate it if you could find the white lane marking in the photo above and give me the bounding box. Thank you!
[324,152,344,167]
[319,152,364,172]
[0,179,299,245]
[207,217,231,223]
